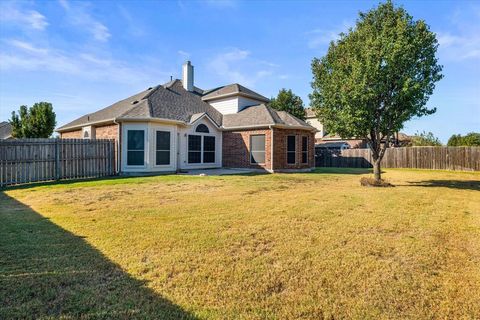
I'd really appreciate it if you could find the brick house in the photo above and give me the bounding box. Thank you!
[57,61,316,173]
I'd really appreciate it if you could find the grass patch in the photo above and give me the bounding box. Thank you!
[1,168,480,319]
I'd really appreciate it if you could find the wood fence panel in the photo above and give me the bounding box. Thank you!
[0,139,116,188]
[315,146,480,171]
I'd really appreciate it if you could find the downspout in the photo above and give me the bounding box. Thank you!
[113,118,120,174]
[269,125,274,172]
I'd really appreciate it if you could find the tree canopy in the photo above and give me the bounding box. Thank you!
[410,131,442,146]
[269,88,306,120]
[10,102,56,138]
[310,1,442,181]
[447,132,480,146]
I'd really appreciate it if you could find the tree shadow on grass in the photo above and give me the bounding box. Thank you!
[0,192,197,319]
[406,180,480,191]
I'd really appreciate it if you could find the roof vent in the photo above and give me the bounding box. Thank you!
[147,87,152,90]
[131,100,139,105]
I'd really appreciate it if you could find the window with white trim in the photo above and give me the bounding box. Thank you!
[203,136,215,163]
[156,131,170,165]
[301,136,308,164]
[250,134,266,164]
[287,135,296,164]
[188,135,202,163]
[196,124,209,133]
[127,130,145,166]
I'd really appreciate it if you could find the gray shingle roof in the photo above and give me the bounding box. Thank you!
[146,80,223,125]
[202,83,269,102]
[58,80,223,131]
[222,105,315,130]
[57,88,153,130]
[0,121,13,139]
[57,80,312,132]
[305,108,315,118]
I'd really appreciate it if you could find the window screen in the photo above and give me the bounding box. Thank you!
[156,131,170,165]
[203,136,215,163]
[301,136,308,164]
[127,130,144,166]
[250,134,266,164]
[287,135,296,164]
[188,135,202,163]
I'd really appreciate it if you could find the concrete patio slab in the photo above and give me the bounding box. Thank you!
[178,168,259,176]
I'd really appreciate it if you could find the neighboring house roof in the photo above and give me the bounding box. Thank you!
[0,121,13,139]
[222,104,315,130]
[305,108,315,118]
[202,83,269,103]
[316,142,350,149]
[58,80,223,131]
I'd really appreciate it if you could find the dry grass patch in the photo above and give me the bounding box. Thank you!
[1,168,479,319]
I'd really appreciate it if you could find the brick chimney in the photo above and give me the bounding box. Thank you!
[182,61,194,91]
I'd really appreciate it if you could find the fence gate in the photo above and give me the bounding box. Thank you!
[0,138,116,187]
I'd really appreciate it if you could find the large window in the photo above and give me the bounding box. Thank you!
[203,136,215,163]
[188,135,202,163]
[156,131,170,165]
[250,134,266,164]
[127,130,145,166]
[301,136,308,164]
[188,134,216,164]
[287,135,296,164]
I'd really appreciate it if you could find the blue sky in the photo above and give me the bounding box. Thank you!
[0,0,478,142]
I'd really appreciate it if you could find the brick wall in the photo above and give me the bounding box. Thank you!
[60,129,82,139]
[222,129,272,170]
[95,123,119,141]
[222,128,315,171]
[272,128,315,170]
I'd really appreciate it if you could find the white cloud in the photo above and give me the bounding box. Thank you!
[0,39,169,85]
[208,48,277,87]
[436,31,480,61]
[307,20,353,49]
[117,4,145,37]
[178,50,191,59]
[59,0,111,42]
[0,2,48,30]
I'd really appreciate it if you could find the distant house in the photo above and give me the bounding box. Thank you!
[0,122,13,140]
[305,108,410,149]
[305,109,367,149]
[57,61,317,173]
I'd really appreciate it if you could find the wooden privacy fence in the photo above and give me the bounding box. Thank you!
[0,139,116,187]
[315,146,480,171]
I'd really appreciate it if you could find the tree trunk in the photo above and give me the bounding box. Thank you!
[373,159,381,181]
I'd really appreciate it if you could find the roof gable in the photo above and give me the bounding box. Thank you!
[202,83,269,103]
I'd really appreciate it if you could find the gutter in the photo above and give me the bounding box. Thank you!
[56,118,116,132]
[220,124,317,132]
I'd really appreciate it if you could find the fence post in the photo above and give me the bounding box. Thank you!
[55,139,60,180]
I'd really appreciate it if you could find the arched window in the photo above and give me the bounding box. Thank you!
[195,124,209,133]
[83,131,89,138]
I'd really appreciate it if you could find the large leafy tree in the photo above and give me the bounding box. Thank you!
[447,132,480,146]
[410,131,442,146]
[269,88,306,120]
[310,1,442,182]
[10,102,56,138]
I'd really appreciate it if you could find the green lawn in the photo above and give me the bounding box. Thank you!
[1,168,479,319]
